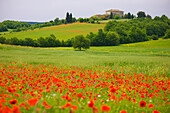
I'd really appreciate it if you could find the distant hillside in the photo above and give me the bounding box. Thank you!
[1,23,105,40]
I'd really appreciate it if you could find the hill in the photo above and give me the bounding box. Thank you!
[1,23,105,40]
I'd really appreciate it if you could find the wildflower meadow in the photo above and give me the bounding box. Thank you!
[0,63,169,113]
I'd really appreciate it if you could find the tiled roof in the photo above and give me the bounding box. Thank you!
[106,9,124,12]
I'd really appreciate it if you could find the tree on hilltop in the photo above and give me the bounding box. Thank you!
[69,13,72,23]
[110,12,113,19]
[137,11,146,18]
[66,12,70,23]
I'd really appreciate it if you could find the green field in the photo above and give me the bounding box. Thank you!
[0,23,105,40]
[0,39,169,73]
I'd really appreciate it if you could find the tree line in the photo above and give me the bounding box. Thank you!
[83,15,169,47]
[0,34,73,47]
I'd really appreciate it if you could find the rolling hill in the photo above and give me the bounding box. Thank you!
[0,23,105,40]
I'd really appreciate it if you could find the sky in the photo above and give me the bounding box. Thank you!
[0,0,170,22]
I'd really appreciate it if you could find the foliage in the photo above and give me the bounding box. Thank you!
[66,12,73,23]
[2,20,31,29]
[148,35,158,40]
[105,31,120,46]
[0,34,73,47]
[163,29,170,39]
[84,15,169,46]
[0,23,8,32]
[114,15,120,19]
[72,35,90,50]
[137,11,146,18]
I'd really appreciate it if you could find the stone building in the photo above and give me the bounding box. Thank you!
[106,9,124,18]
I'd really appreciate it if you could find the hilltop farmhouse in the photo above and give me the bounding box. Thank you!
[94,9,124,19]
[106,9,124,18]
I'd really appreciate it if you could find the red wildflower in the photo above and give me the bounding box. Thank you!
[9,99,18,105]
[153,110,160,113]
[60,102,71,109]
[27,97,38,106]
[120,110,127,113]
[101,105,111,112]
[25,106,29,110]
[12,106,21,113]
[3,105,12,113]
[88,100,94,108]
[19,102,26,107]
[148,103,154,108]
[139,101,146,107]
[45,105,52,109]
[71,105,78,110]
[110,87,117,93]
[42,101,48,106]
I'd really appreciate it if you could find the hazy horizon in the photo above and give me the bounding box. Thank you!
[0,0,170,22]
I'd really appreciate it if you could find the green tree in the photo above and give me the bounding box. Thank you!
[66,12,70,23]
[146,14,152,19]
[110,12,113,19]
[0,37,6,44]
[128,12,131,19]
[114,15,120,19]
[69,13,72,23]
[72,35,90,51]
[78,18,84,23]
[0,23,8,32]
[105,31,120,46]
[164,29,170,39]
[54,18,59,24]
[131,14,134,19]
[137,11,146,18]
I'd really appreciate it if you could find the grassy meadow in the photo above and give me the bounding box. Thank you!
[0,23,105,40]
[0,38,169,73]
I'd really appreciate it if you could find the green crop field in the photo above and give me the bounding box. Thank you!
[0,23,105,40]
[0,38,169,68]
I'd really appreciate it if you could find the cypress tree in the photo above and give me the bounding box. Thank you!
[110,12,113,19]
[66,12,70,23]
[69,13,72,23]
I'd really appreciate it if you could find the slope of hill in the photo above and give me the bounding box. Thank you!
[1,23,105,40]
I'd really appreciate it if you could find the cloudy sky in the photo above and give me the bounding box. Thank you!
[0,0,169,22]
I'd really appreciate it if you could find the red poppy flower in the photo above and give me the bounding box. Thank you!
[88,100,94,108]
[101,105,111,112]
[139,101,146,107]
[45,105,52,109]
[42,101,48,106]
[153,110,160,113]
[27,98,38,106]
[71,105,78,110]
[110,88,117,93]
[148,103,154,108]
[9,99,18,105]
[60,102,71,109]
[120,110,127,113]
[12,106,21,113]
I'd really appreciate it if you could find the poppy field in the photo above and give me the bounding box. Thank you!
[0,62,169,113]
